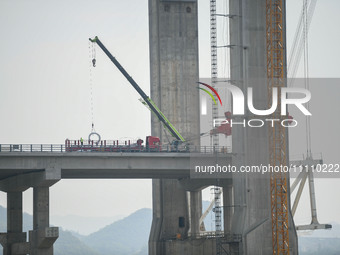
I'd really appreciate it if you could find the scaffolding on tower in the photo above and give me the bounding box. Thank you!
[210,1,223,255]
[266,0,290,254]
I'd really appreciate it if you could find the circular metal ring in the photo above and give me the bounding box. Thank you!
[88,132,101,145]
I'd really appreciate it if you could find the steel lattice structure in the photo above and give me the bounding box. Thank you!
[266,0,290,254]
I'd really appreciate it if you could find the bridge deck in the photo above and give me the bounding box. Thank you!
[0,151,232,180]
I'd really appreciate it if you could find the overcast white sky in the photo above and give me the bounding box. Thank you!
[0,0,339,230]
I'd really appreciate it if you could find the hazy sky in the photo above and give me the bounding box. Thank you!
[0,0,339,230]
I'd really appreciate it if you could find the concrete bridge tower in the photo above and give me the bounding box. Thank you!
[148,0,214,254]
[228,0,298,253]
[148,0,298,254]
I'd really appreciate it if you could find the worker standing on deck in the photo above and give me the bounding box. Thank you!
[80,137,84,146]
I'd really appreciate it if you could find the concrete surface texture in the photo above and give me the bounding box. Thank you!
[229,0,298,254]
[148,0,215,254]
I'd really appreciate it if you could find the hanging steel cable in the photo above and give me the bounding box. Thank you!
[88,41,96,132]
[303,0,312,157]
[288,0,317,84]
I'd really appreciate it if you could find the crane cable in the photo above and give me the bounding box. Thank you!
[89,41,96,132]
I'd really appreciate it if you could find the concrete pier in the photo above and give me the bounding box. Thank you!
[30,186,58,255]
[148,0,216,254]
[0,168,60,255]
[2,192,27,255]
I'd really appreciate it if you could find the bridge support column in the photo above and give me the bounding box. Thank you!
[0,167,61,255]
[29,186,58,255]
[223,184,233,234]
[149,179,220,255]
[0,192,28,255]
[189,190,201,236]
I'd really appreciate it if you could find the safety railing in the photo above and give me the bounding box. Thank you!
[68,139,142,147]
[0,144,65,153]
[0,144,232,154]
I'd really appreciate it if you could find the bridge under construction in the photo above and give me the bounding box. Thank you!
[0,0,330,254]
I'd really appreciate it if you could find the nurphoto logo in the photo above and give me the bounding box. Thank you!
[199,82,311,128]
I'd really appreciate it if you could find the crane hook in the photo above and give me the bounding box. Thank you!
[92,58,96,67]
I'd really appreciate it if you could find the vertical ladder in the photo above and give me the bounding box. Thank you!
[214,187,223,233]
[210,1,223,255]
[210,0,219,148]
[212,186,223,255]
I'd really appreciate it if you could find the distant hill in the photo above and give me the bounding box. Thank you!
[0,206,104,255]
[82,208,152,255]
[51,214,124,235]
[0,204,340,255]
[55,229,100,255]
[0,205,151,255]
